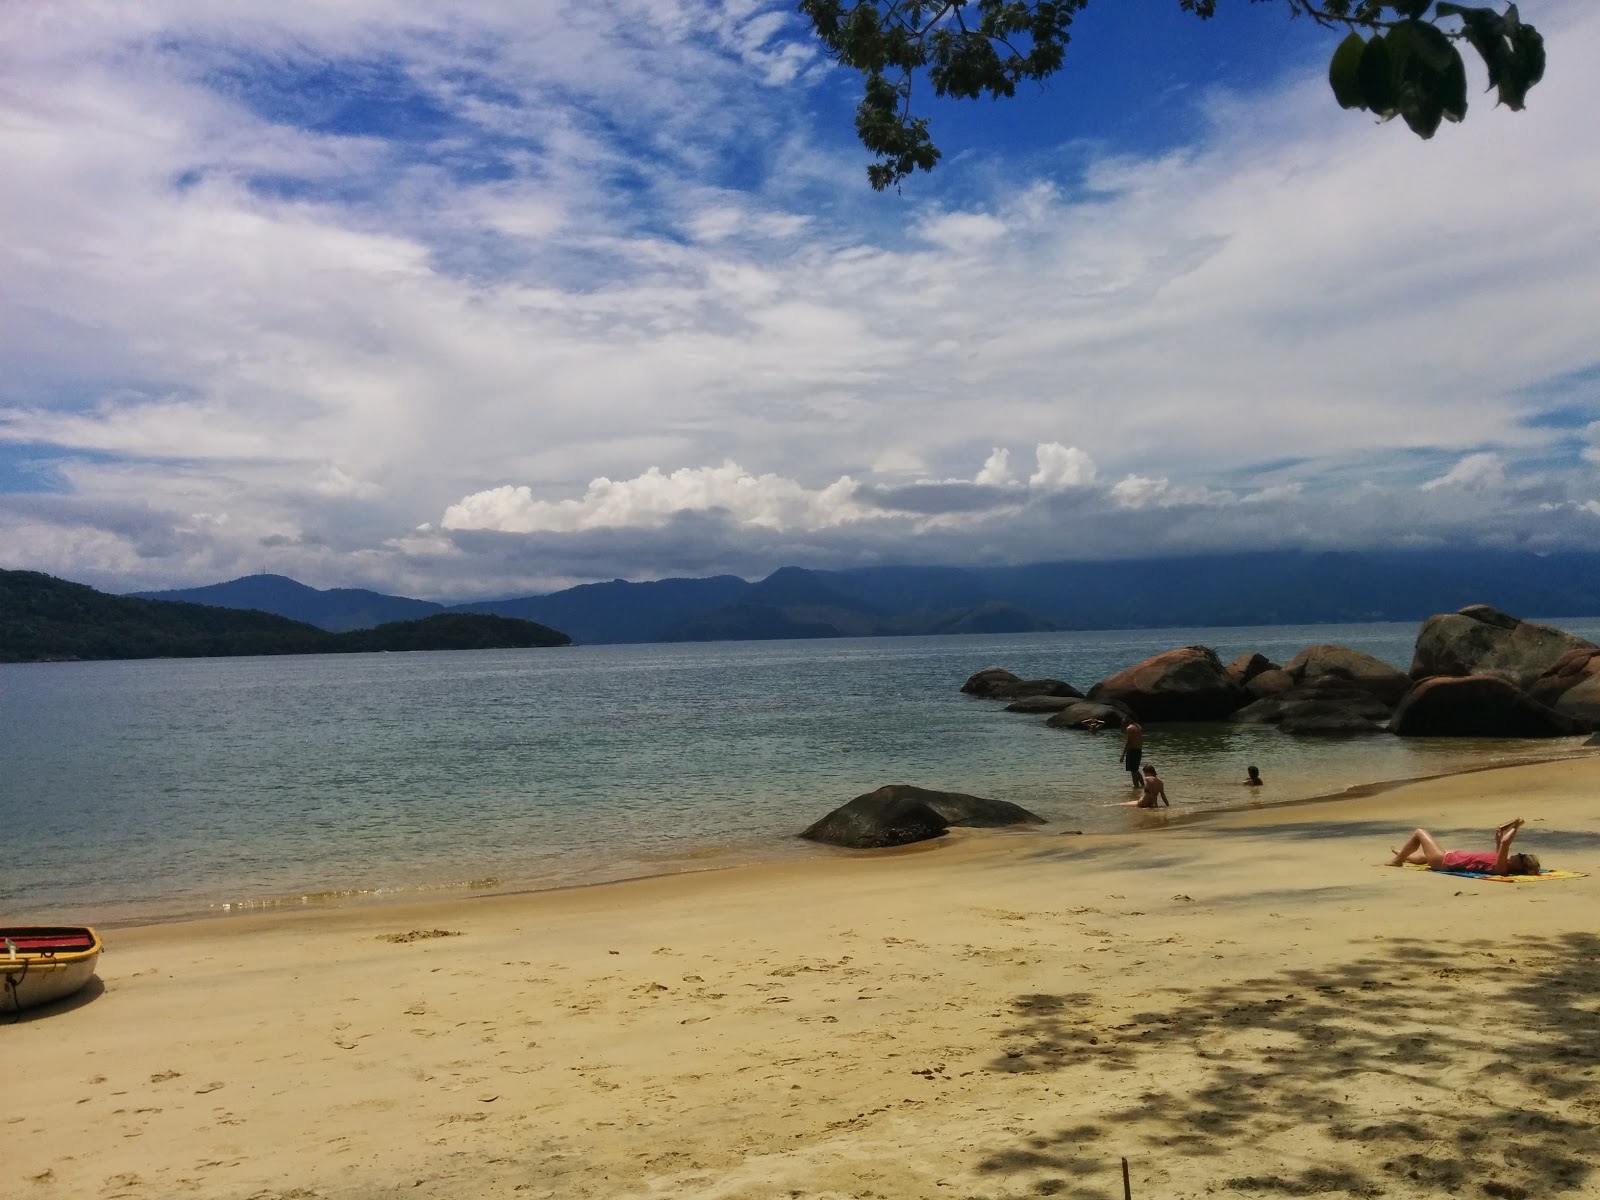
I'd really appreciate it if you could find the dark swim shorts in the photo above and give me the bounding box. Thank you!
[1125,747,1143,776]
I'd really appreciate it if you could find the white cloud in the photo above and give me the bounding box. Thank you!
[1420,452,1508,492]
[1028,443,1097,492]
[974,448,1014,487]
[441,462,868,533]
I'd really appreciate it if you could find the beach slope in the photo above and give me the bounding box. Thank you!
[11,757,1600,1199]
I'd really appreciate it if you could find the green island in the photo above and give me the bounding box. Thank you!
[0,569,571,663]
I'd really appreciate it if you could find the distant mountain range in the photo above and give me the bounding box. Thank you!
[127,548,1600,644]
[2,570,571,663]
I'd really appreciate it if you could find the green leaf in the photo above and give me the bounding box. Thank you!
[1395,0,1433,17]
[1398,80,1445,138]
[1357,33,1397,116]
[1440,44,1469,122]
[1407,20,1455,72]
[1328,32,1367,109]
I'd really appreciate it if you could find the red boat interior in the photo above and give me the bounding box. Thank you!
[4,929,96,955]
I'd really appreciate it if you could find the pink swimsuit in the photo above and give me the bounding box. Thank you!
[1440,850,1498,873]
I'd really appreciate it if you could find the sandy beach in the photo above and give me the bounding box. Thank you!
[11,755,1600,1200]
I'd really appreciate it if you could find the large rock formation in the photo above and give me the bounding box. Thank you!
[1282,644,1412,706]
[1410,606,1597,690]
[799,784,1046,849]
[1387,675,1590,738]
[960,668,1082,701]
[1231,676,1391,734]
[1087,646,1249,722]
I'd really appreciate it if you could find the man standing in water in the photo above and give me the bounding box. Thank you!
[1119,717,1144,787]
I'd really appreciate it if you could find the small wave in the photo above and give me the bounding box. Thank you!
[209,875,503,913]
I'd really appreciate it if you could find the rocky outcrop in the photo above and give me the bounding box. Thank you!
[1246,668,1295,699]
[1387,675,1590,738]
[1087,646,1249,722]
[961,668,1082,700]
[799,784,1045,849]
[1231,676,1391,734]
[1410,606,1597,690]
[1225,652,1277,687]
[1046,700,1135,730]
[1528,647,1600,707]
[1282,644,1412,706]
[1552,675,1600,725]
[1004,695,1080,714]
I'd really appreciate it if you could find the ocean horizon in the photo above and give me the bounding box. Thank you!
[6,618,1599,927]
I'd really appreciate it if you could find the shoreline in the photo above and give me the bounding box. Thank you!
[62,735,1596,933]
[13,753,1599,1199]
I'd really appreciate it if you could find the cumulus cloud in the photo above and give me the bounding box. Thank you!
[441,463,869,534]
[1028,443,1097,492]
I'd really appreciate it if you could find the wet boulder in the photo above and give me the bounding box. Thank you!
[961,668,1082,701]
[1046,700,1135,730]
[1410,606,1596,691]
[1230,676,1392,733]
[1087,646,1249,722]
[1282,644,1412,706]
[799,784,1045,849]
[1005,695,1080,714]
[1387,675,1590,738]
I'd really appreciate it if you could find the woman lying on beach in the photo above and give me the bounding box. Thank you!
[1387,818,1541,876]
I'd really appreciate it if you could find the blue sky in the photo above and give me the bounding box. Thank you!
[2,0,1599,599]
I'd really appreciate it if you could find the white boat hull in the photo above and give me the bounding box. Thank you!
[2,928,103,1014]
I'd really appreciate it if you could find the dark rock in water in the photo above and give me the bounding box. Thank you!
[1087,646,1249,722]
[1046,700,1134,729]
[1246,668,1295,699]
[1005,695,1079,713]
[1225,652,1277,687]
[1410,607,1596,690]
[1231,676,1392,731]
[800,784,1045,849]
[960,667,1082,700]
[1587,732,1600,747]
[1282,644,1412,706]
[1388,675,1590,738]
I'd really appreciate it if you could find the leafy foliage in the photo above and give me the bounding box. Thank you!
[799,1,1547,188]
[0,569,570,662]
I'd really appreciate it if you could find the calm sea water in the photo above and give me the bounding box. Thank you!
[5,620,1598,925]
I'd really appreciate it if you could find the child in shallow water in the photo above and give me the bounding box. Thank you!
[1242,765,1263,787]
[1387,818,1541,876]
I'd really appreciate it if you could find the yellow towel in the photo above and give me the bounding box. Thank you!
[1402,862,1587,883]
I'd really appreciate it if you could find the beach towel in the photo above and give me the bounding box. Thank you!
[1402,863,1587,883]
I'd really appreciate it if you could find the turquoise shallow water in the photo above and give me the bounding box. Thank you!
[5,620,1598,925]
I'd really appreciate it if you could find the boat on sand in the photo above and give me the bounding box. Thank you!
[2,927,103,1014]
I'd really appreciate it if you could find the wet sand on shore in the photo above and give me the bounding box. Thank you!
[11,754,1600,1200]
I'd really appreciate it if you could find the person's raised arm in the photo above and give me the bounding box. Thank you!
[1491,819,1524,874]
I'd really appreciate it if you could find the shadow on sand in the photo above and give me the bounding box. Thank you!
[969,932,1600,1199]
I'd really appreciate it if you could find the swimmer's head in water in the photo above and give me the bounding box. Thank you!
[1142,764,1156,776]
[1246,765,1260,779]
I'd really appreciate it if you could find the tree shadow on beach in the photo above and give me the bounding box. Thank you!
[966,932,1600,1200]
